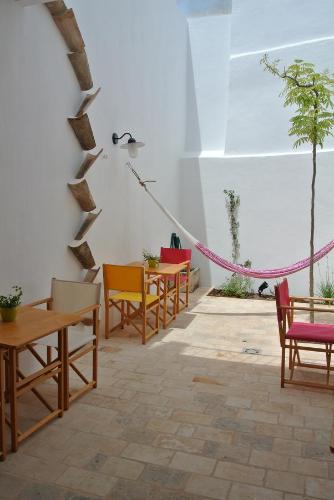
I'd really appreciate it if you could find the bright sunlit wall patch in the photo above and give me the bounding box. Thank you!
[177,0,232,17]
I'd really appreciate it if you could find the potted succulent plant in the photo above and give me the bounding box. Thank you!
[143,250,160,269]
[0,286,23,322]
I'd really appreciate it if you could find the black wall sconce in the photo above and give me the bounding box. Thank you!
[112,132,145,158]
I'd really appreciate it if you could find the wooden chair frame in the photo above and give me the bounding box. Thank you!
[177,261,191,312]
[276,287,334,390]
[4,330,65,452]
[0,348,6,461]
[104,267,161,345]
[26,293,100,410]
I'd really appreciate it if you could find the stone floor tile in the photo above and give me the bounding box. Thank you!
[177,424,196,438]
[171,411,213,426]
[289,456,328,478]
[293,427,314,443]
[185,473,230,499]
[232,432,273,451]
[213,417,255,433]
[105,478,156,500]
[121,443,174,466]
[170,452,216,475]
[272,438,303,456]
[153,434,205,454]
[249,449,289,471]
[214,461,265,486]
[16,482,67,500]
[202,440,250,464]
[146,418,180,435]
[255,422,293,439]
[0,473,30,499]
[121,428,159,446]
[56,467,117,497]
[228,483,284,500]
[305,477,334,499]
[225,396,252,409]
[100,456,144,480]
[140,463,189,490]
[193,425,233,445]
[302,443,334,462]
[265,470,305,494]
[237,409,278,425]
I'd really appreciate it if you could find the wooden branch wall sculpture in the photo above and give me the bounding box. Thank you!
[84,267,101,283]
[75,210,102,240]
[76,148,103,179]
[68,114,96,150]
[68,51,93,91]
[45,1,102,282]
[69,242,96,269]
[76,88,101,117]
[68,180,97,212]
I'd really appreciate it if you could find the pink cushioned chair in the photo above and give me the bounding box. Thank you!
[160,247,192,311]
[275,278,334,390]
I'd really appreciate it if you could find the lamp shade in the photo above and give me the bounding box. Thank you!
[120,140,145,158]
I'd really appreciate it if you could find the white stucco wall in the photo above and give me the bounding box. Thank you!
[0,0,187,302]
[181,0,334,295]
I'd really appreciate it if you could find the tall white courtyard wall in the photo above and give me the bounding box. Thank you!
[181,0,334,295]
[0,0,187,302]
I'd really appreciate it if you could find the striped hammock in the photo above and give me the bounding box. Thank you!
[127,163,334,279]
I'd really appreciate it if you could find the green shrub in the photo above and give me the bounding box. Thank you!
[318,263,334,298]
[220,274,253,299]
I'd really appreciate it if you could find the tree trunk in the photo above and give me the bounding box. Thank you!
[309,141,317,322]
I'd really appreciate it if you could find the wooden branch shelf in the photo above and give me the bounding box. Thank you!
[75,209,102,240]
[76,149,103,179]
[69,241,96,269]
[52,8,85,53]
[68,179,96,212]
[45,1,67,15]
[68,113,96,151]
[68,50,93,91]
[76,88,101,117]
[84,268,100,283]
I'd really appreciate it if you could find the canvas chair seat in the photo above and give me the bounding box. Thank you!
[110,292,159,305]
[286,322,334,344]
[37,324,96,352]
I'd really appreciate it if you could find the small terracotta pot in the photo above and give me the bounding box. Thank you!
[0,307,17,322]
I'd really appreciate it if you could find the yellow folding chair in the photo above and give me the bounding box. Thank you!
[103,264,160,344]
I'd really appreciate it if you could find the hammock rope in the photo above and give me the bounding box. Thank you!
[126,163,334,279]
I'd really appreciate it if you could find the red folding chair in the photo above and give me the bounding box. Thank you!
[160,247,192,312]
[275,278,334,389]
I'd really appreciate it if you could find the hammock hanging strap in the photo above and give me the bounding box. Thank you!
[127,163,334,279]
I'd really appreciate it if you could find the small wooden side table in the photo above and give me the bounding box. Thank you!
[0,306,79,455]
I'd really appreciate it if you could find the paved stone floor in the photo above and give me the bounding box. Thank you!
[1,289,334,499]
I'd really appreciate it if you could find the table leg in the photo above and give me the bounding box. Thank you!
[0,349,6,461]
[57,329,65,416]
[331,420,334,453]
[163,276,167,329]
[176,272,180,314]
[62,328,69,411]
[9,348,18,452]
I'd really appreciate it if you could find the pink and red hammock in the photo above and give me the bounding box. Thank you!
[128,164,334,279]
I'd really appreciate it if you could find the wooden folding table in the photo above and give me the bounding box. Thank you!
[0,306,79,455]
[129,262,186,328]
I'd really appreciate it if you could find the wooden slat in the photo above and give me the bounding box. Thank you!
[45,1,67,15]
[84,267,100,283]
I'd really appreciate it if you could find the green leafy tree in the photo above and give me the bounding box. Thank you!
[261,55,334,319]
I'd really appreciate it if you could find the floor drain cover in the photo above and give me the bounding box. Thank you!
[242,347,261,355]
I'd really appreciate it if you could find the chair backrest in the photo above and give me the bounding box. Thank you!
[103,264,144,294]
[160,247,192,265]
[274,278,290,324]
[51,278,101,316]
